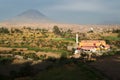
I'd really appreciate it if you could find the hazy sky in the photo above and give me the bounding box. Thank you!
[0,0,120,24]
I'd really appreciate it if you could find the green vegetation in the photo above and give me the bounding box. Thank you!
[52,38,75,42]
[103,50,120,56]
[102,36,120,41]
[0,27,74,53]
[23,53,39,60]
[11,28,23,33]
[53,26,61,35]
[0,56,14,64]
[0,27,9,34]
[112,29,120,33]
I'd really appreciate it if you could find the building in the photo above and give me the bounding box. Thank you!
[78,40,110,51]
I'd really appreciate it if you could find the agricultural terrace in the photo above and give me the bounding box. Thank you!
[0,26,120,80]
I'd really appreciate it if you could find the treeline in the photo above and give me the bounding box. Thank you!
[0,27,9,33]
[112,29,120,33]
[0,27,23,34]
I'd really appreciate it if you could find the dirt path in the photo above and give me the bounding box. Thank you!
[89,54,120,80]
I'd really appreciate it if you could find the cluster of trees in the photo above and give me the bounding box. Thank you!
[112,29,120,37]
[112,29,120,33]
[0,27,9,34]
[0,27,24,34]
[11,28,23,33]
[53,26,73,38]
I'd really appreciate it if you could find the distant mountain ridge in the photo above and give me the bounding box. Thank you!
[3,9,52,23]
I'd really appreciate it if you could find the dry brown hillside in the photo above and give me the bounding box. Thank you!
[0,22,120,32]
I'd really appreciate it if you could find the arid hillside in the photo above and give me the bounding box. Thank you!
[0,22,120,33]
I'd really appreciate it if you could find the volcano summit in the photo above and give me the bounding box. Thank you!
[4,9,51,23]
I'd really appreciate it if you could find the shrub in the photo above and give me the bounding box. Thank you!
[61,52,68,58]
[23,53,39,60]
[13,51,22,55]
[103,50,120,56]
[38,55,46,60]
[0,57,13,64]
[47,56,56,62]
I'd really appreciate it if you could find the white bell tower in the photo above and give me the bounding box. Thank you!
[76,34,79,44]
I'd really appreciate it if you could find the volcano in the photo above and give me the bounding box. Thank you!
[2,9,52,24]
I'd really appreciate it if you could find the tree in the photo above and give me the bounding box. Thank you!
[53,26,61,35]
[67,29,72,34]
[118,32,120,37]
[14,29,23,33]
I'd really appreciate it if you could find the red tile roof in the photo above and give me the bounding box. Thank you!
[79,40,110,50]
